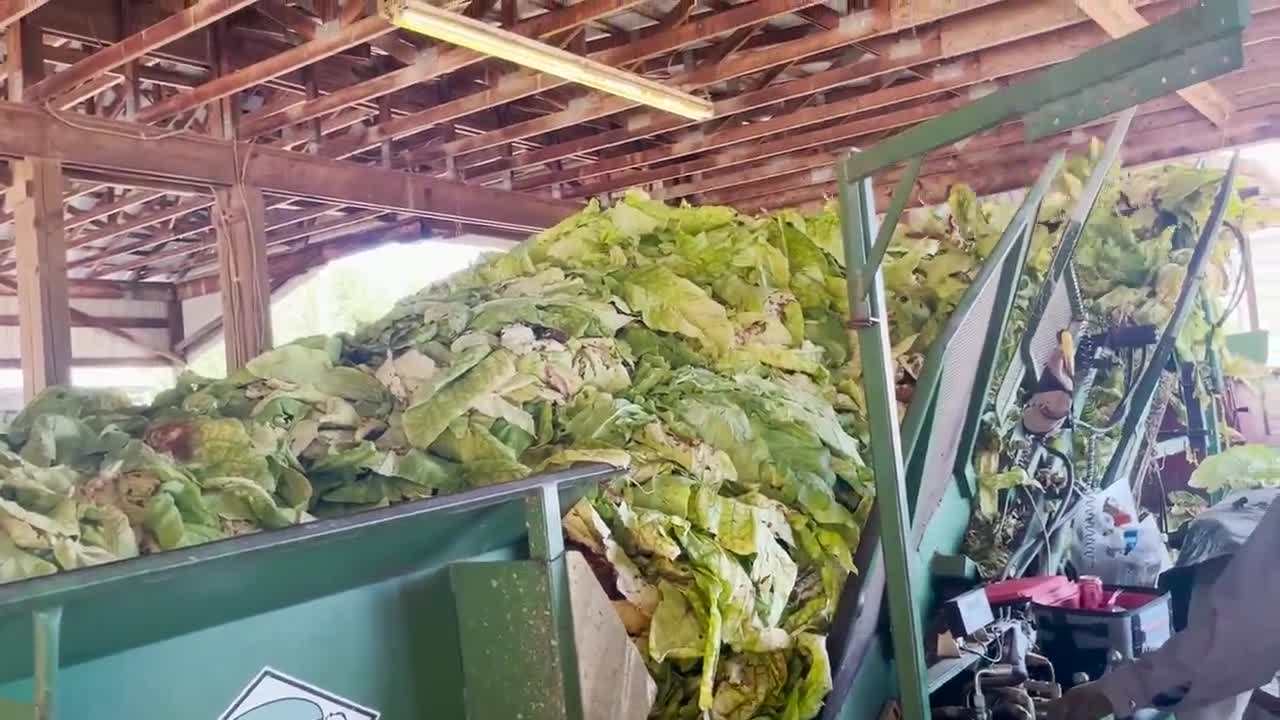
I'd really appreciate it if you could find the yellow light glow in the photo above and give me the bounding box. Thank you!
[378,0,715,121]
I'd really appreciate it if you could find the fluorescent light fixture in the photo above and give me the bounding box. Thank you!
[378,0,715,121]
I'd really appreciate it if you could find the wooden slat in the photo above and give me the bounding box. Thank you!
[135,15,397,124]
[25,0,261,105]
[0,0,48,32]
[11,157,72,397]
[0,273,183,366]
[1075,0,1232,127]
[213,183,272,368]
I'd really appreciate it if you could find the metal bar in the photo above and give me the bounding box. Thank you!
[1101,154,1240,489]
[525,483,565,562]
[839,0,1247,180]
[837,169,929,720]
[33,606,61,720]
[0,464,619,617]
[862,155,922,291]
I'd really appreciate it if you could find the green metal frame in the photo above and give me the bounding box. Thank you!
[0,464,618,720]
[831,4,1248,718]
[1099,156,1240,490]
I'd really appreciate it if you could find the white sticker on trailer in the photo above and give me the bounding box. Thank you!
[220,667,380,720]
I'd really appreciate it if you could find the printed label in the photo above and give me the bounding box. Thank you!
[220,668,380,720]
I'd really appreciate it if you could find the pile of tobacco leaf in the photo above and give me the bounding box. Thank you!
[0,144,1259,719]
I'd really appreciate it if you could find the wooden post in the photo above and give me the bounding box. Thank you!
[206,20,237,139]
[378,95,393,168]
[12,157,72,399]
[118,0,141,117]
[166,294,186,361]
[5,16,43,101]
[213,184,271,369]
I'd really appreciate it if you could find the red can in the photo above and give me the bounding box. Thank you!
[1078,575,1104,610]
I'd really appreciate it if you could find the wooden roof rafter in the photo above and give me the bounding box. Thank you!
[0,0,1277,290]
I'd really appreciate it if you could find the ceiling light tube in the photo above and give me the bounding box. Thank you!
[378,0,715,121]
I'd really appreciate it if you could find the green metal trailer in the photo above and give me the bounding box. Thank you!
[0,464,620,720]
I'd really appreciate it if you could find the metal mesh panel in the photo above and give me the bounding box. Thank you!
[910,273,1001,546]
[995,349,1025,419]
[1026,279,1078,379]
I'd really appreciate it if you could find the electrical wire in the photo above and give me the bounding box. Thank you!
[42,101,191,142]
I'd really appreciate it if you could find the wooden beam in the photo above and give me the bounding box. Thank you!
[104,207,387,276]
[0,357,174,369]
[0,101,581,232]
[475,0,1165,182]
[524,0,1236,196]
[65,189,166,232]
[497,36,940,187]
[0,314,171,329]
[25,0,261,105]
[689,12,1280,203]
[70,199,343,275]
[0,0,47,32]
[0,278,176,301]
[719,92,1280,211]
[5,15,43,101]
[0,271,183,366]
[135,15,396,124]
[1075,0,1232,127]
[238,0,649,141]
[213,183,271,368]
[327,0,826,162]
[11,157,71,397]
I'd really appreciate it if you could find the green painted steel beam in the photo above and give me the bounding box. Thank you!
[863,155,923,292]
[1024,35,1241,140]
[837,171,931,720]
[839,0,1247,181]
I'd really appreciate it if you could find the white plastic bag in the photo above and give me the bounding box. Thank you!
[1070,480,1171,586]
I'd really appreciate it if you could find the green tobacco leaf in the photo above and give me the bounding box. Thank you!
[1190,445,1280,493]
[620,266,735,358]
[403,349,517,448]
